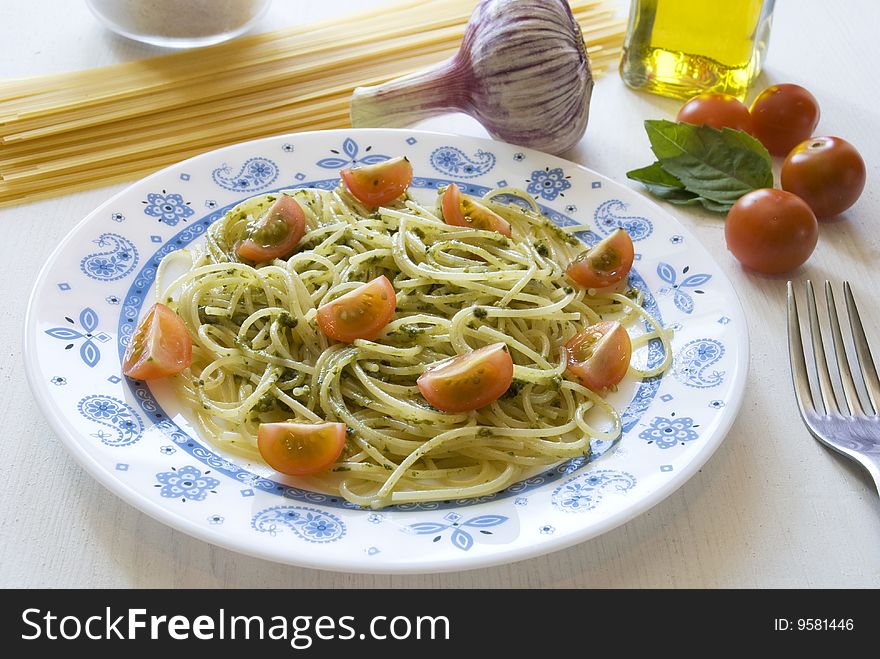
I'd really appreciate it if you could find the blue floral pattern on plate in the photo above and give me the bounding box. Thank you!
[45,307,109,368]
[656,263,712,314]
[551,469,637,512]
[211,157,278,192]
[316,138,389,169]
[142,191,194,226]
[527,167,571,200]
[403,512,508,551]
[593,199,653,241]
[429,146,495,178]
[252,506,346,543]
[673,339,726,388]
[155,465,219,501]
[81,233,138,282]
[639,416,700,449]
[77,394,143,446]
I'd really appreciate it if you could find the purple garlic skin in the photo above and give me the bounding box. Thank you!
[350,0,593,155]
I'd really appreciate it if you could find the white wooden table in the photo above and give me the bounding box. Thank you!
[2,0,878,588]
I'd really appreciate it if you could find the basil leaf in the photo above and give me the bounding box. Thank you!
[663,196,731,212]
[626,161,685,190]
[627,162,694,199]
[644,119,773,205]
[626,161,731,213]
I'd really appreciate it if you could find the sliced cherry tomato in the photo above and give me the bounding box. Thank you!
[417,342,514,413]
[566,229,634,289]
[236,194,306,263]
[676,92,753,133]
[257,422,346,476]
[440,183,512,237]
[564,321,632,392]
[781,136,866,219]
[749,84,820,156]
[122,302,192,380]
[724,189,818,274]
[317,275,397,343]
[340,156,413,208]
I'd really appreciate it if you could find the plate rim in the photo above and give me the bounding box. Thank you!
[23,127,750,574]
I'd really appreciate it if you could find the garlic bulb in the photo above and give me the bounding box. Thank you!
[350,0,593,155]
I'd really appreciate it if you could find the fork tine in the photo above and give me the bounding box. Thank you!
[825,281,864,416]
[844,282,880,414]
[805,280,840,415]
[787,281,816,416]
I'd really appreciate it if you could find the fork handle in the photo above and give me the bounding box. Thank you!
[862,454,880,495]
[858,453,880,498]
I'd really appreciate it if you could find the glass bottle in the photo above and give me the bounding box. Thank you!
[619,0,775,100]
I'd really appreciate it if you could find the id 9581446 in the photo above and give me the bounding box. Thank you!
[774,619,854,631]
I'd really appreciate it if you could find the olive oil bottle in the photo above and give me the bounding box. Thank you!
[620,0,775,100]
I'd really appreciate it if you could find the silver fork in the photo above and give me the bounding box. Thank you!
[787,280,880,495]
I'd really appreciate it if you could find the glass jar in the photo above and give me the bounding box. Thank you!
[619,0,775,100]
[86,0,272,49]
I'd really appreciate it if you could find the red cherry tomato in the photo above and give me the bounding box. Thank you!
[417,342,514,413]
[564,321,632,392]
[676,92,753,133]
[781,136,866,219]
[236,194,306,263]
[122,303,192,380]
[340,156,413,208]
[724,189,818,274]
[257,422,346,476]
[566,229,635,289]
[317,275,397,343]
[749,84,820,156]
[440,183,512,237]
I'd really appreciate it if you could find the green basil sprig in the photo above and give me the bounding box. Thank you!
[626,120,774,213]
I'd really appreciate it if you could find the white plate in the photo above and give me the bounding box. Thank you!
[24,129,748,573]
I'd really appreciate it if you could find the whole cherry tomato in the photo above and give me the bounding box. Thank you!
[749,84,820,156]
[676,92,753,133]
[724,189,818,274]
[781,136,866,219]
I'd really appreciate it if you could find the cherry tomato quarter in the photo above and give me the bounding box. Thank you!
[749,84,820,156]
[676,92,753,133]
[724,189,818,274]
[566,229,635,289]
[417,342,514,413]
[317,275,397,343]
[340,156,413,208]
[781,136,866,219]
[564,321,632,392]
[236,194,306,263]
[440,183,512,237]
[122,303,193,380]
[257,422,346,476]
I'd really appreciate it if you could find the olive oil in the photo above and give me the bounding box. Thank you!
[620,0,775,100]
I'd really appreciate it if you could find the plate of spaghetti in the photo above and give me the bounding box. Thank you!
[25,129,747,572]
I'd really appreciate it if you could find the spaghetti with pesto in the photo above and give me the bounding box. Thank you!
[154,179,670,508]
